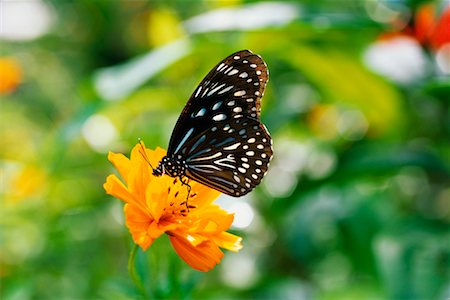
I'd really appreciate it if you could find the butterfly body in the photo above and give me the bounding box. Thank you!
[154,50,273,197]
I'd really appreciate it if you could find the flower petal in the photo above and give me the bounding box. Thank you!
[211,232,243,252]
[125,204,161,250]
[146,176,169,222]
[191,205,235,233]
[130,143,166,170]
[104,174,135,203]
[126,154,150,200]
[169,229,208,247]
[107,152,131,182]
[189,181,221,207]
[126,145,167,202]
[145,146,167,169]
[169,234,224,272]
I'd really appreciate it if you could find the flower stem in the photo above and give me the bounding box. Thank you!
[128,244,147,298]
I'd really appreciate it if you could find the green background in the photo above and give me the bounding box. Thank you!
[1,0,449,299]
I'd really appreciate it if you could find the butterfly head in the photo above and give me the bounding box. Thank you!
[153,156,186,178]
[152,163,164,177]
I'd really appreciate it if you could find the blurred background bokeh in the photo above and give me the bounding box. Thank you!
[1,0,449,299]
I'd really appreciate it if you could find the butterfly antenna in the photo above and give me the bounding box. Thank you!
[138,138,155,171]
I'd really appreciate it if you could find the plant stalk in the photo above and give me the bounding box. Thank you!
[128,244,147,298]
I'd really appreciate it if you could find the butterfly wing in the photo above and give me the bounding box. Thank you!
[168,50,269,154]
[183,117,273,196]
[167,50,272,196]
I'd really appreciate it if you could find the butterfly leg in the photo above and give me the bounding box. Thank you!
[179,176,192,212]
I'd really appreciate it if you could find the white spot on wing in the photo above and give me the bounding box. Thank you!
[223,65,234,74]
[195,86,202,98]
[239,72,248,78]
[212,101,222,110]
[189,152,222,162]
[202,87,210,98]
[213,114,227,121]
[193,108,206,118]
[223,142,241,151]
[228,69,239,76]
[214,154,237,169]
[174,127,194,154]
[207,83,226,97]
[234,90,246,97]
[218,85,234,95]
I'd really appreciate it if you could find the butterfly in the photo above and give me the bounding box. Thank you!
[149,50,273,197]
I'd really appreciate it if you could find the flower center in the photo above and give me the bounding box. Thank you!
[161,180,198,220]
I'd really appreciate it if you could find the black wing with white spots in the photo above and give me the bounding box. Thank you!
[181,117,272,196]
[164,50,273,197]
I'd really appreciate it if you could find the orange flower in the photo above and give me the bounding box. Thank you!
[0,57,22,94]
[429,5,450,49]
[414,4,450,49]
[103,143,242,272]
[379,4,450,50]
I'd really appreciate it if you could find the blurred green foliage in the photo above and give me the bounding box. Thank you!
[1,0,449,299]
